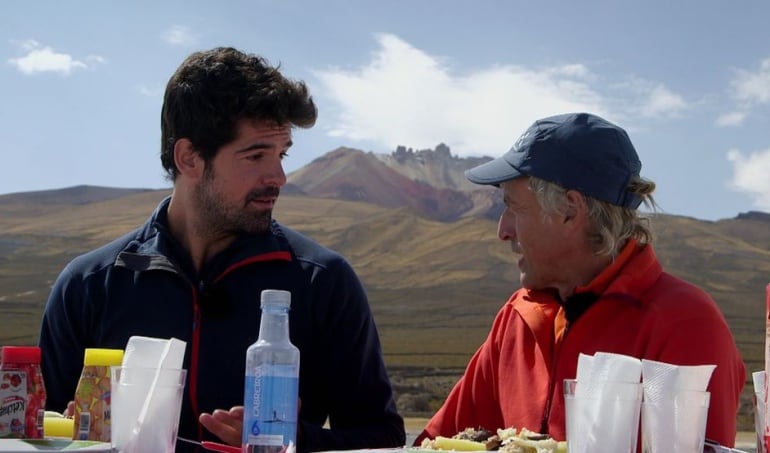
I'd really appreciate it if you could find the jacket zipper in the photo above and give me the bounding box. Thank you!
[191,281,204,441]
[189,251,292,441]
[539,322,568,434]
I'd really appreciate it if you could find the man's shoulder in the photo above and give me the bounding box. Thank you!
[647,271,714,303]
[619,244,716,311]
[64,226,146,278]
[61,201,165,278]
[639,271,727,322]
[274,222,348,268]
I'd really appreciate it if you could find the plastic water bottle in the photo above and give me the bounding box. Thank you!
[242,290,300,453]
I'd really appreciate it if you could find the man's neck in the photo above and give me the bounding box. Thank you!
[166,191,235,273]
[556,239,635,300]
[555,252,614,301]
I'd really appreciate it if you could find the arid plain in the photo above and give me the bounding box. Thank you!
[1,185,769,442]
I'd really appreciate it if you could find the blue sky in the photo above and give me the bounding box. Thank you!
[2,1,769,221]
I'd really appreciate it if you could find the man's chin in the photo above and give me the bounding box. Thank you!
[252,212,273,233]
[519,273,541,291]
[230,212,272,235]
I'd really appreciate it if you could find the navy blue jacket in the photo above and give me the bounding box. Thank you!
[39,197,405,452]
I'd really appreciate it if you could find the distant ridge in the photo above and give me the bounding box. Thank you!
[735,211,770,222]
[290,145,770,223]
[4,155,769,223]
[288,145,502,221]
[376,143,491,192]
[0,185,163,205]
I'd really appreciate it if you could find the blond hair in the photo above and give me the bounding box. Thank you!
[529,176,657,257]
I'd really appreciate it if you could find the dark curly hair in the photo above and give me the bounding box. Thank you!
[160,47,317,180]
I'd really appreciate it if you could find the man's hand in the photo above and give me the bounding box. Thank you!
[199,406,244,447]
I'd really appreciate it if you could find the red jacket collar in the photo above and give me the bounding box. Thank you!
[573,239,662,302]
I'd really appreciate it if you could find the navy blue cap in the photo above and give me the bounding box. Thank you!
[465,112,643,208]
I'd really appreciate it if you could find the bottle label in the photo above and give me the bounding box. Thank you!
[73,366,113,441]
[0,371,27,438]
[243,364,298,452]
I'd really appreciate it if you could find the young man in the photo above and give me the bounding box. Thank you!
[415,112,745,447]
[38,47,405,452]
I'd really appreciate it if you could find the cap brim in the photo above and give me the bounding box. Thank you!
[465,156,525,186]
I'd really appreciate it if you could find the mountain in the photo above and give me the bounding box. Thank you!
[0,185,156,206]
[2,151,770,427]
[287,145,502,221]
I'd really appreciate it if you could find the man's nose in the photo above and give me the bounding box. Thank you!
[264,163,287,187]
[497,215,514,241]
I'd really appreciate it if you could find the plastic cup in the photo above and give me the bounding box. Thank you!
[564,378,642,453]
[641,390,710,453]
[564,379,580,448]
[110,367,187,453]
[756,391,767,453]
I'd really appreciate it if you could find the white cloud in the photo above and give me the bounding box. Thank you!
[18,39,41,51]
[313,34,609,155]
[547,64,592,79]
[639,84,687,117]
[313,34,687,156]
[7,41,99,75]
[727,147,770,210]
[610,78,688,118]
[731,58,770,105]
[715,111,746,127]
[162,25,196,46]
[721,57,770,125]
[86,55,106,65]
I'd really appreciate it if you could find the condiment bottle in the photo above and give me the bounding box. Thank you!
[242,289,300,453]
[73,348,124,441]
[0,346,46,438]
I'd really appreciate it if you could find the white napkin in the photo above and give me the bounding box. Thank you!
[754,370,766,394]
[641,359,714,403]
[575,353,594,382]
[575,352,641,399]
[569,352,642,453]
[123,335,186,370]
[640,359,715,452]
[754,371,767,453]
[113,336,187,452]
[764,283,770,451]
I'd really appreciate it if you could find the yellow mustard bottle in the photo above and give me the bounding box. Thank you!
[72,348,124,441]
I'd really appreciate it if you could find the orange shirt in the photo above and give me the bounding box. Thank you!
[416,241,746,447]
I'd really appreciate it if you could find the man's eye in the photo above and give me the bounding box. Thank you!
[280,152,290,160]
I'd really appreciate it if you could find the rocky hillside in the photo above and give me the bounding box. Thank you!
[287,145,502,221]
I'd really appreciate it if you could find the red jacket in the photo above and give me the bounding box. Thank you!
[416,241,745,447]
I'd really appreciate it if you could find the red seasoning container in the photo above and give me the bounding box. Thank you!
[0,346,46,438]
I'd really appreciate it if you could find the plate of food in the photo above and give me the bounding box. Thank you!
[418,427,566,453]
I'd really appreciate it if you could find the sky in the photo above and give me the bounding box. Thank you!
[2,1,769,221]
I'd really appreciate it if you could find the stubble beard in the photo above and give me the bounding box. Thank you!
[195,170,276,237]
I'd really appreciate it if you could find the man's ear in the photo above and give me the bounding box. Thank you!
[173,138,204,179]
[563,190,588,226]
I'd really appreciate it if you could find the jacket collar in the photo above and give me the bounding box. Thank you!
[573,238,663,303]
[116,196,292,280]
[517,239,664,341]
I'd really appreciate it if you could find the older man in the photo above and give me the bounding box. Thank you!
[415,112,745,447]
